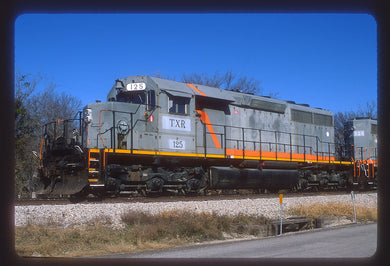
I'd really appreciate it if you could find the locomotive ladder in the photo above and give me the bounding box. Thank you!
[88,149,105,187]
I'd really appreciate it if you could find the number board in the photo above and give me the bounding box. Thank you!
[169,139,185,150]
[126,82,146,91]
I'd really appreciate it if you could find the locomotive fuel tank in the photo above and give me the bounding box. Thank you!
[209,166,298,190]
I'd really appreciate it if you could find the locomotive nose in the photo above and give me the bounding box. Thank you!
[35,169,89,196]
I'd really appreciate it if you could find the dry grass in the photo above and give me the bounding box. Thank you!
[120,210,269,243]
[288,202,377,222]
[15,210,269,258]
[16,204,378,258]
[15,224,133,257]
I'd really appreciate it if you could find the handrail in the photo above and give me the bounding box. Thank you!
[96,105,159,153]
[84,105,350,163]
[199,120,339,162]
[42,117,84,152]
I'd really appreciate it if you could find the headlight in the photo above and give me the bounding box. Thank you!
[117,120,129,135]
[83,108,92,124]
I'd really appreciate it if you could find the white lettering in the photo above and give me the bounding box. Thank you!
[353,130,365,137]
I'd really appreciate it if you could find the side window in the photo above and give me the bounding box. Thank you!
[147,90,155,110]
[168,96,190,114]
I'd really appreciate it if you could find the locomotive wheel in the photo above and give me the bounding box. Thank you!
[146,177,165,193]
[185,178,201,194]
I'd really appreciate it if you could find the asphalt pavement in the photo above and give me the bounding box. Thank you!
[99,223,377,258]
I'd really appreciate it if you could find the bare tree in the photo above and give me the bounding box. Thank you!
[356,100,377,119]
[182,71,227,89]
[152,69,278,97]
[26,84,82,124]
[151,71,178,82]
[182,69,267,96]
[14,70,42,198]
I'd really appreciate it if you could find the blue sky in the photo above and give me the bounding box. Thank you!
[14,13,377,114]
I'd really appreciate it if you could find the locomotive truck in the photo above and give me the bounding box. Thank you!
[35,75,377,198]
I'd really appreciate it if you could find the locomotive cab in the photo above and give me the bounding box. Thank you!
[113,80,156,110]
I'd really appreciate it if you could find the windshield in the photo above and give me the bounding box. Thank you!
[117,92,146,104]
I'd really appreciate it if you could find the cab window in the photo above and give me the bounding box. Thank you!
[168,96,190,114]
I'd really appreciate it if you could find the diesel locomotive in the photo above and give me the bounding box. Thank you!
[35,75,377,198]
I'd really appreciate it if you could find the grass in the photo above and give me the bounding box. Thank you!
[15,203,377,258]
[288,202,377,222]
[15,210,270,257]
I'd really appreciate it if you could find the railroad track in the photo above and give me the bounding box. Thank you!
[14,190,374,206]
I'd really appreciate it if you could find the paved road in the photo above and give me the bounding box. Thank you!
[103,223,377,258]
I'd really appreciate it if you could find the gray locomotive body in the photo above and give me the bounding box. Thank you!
[36,75,376,197]
[344,118,377,161]
[343,117,377,187]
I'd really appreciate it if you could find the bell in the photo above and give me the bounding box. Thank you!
[114,79,124,93]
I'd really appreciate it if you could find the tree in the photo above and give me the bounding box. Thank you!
[153,69,278,97]
[14,71,43,198]
[14,70,82,198]
[15,71,42,139]
[26,82,82,124]
[181,69,266,96]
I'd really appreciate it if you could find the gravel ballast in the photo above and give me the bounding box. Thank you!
[15,193,377,228]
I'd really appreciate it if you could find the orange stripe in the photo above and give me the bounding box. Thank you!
[186,83,206,96]
[88,150,91,168]
[196,110,221,149]
[225,148,335,162]
[102,149,105,169]
[39,137,44,160]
